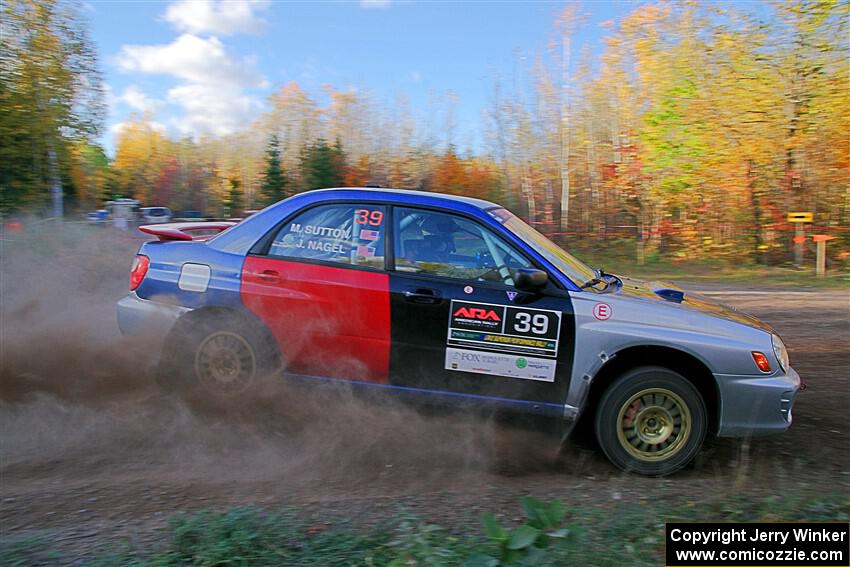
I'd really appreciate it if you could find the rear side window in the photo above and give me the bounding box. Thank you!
[268,204,386,269]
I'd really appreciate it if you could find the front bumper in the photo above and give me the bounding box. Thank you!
[715,366,801,437]
[117,292,189,336]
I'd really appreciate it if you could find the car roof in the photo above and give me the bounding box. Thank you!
[208,187,505,255]
[308,187,500,211]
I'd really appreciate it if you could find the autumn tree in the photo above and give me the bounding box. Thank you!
[111,116,169,203]
[431,148,467,195]
[68,140,109,209]
[0,0,105,215]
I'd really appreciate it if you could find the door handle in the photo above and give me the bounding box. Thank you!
[257,269,280,283]
[404,288,441,304]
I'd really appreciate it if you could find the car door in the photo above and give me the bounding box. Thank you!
[388,206,575,407]
[241,202,392,383]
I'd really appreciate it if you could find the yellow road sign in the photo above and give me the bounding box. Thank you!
[787,212,813,223]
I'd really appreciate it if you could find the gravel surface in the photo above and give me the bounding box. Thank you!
[1,226,848,561]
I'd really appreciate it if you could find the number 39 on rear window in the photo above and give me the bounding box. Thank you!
[355,209,383,226]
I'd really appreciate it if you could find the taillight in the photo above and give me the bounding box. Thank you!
[751,351,772,373]
[130,255,150,291]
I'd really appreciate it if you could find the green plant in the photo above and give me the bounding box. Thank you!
[464,497,573,567]
[385,513,462,566]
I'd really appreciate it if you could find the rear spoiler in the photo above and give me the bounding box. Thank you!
[139,222,237,242]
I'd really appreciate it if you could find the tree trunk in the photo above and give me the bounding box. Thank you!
[559,36,571,231]
[747,159,764,263]
[522,164,536,221]
[48,139,63,219]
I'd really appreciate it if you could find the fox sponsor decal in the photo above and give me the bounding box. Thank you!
[447,300,561,357]
[445,347,556,382]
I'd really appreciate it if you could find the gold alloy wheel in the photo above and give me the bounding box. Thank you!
[194,331,256,394]
[616,387,692,462]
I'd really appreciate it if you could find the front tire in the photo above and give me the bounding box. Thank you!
[595,366,707,476]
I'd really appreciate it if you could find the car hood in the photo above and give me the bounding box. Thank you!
[609,275,776,334]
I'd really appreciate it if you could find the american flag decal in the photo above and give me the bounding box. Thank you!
[359,229,380,241]
[355,245,376,257]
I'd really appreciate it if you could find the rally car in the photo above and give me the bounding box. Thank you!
[118,187,800,475]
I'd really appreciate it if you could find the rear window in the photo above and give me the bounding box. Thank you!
[268,204,386,269]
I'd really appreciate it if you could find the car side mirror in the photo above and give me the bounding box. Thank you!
[514,268,548,291]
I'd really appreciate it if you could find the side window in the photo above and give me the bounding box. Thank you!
[268,204,386,269]
[394,207,531,284]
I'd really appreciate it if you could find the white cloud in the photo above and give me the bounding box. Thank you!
[360,0,391,8]
[116,34,266,136]
[164,0,269,36]
[168,83,260,136]
[117,85,163,113]
[117,34,265,88]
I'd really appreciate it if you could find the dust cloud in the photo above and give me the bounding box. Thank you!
[0,223,557,493]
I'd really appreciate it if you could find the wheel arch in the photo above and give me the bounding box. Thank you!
[164,305,282,370]
[573,345,720,439]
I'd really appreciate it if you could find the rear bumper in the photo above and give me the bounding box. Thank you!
[117,293,189,336]
[715,366,801,437]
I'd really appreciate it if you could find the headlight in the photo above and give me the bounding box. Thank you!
[772,334,789,373]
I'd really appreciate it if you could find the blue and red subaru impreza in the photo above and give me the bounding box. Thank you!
[119,187,800,475]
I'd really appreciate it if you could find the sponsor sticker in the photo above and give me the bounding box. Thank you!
[506,290,518,301]
[450,302,503,332]
[463,285,474,294]
[445,347,556,382]
[593,303,612,320]
[449,330,556,357]
[447,300,561,357]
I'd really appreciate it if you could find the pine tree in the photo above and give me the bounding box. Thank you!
[227,178,244,218]
[302,139,345,189]
[260,135,287,205]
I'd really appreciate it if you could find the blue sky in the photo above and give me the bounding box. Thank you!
[87,1,641,154]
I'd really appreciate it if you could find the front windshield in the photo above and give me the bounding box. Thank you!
[488,208,597,288]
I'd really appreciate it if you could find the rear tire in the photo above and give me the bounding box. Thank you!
[595,366,707,476]
[157,311,279,399]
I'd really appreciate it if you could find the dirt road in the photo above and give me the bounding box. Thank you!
[1,226,848,560]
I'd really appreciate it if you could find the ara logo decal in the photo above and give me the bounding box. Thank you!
[593,303,612,320]
[506,291,518,301]
[453,307,502,321]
